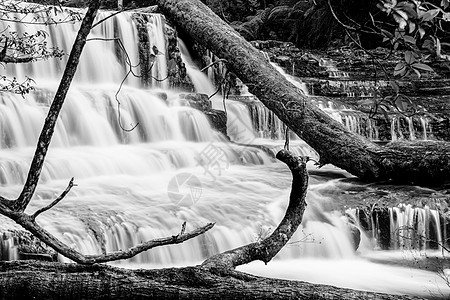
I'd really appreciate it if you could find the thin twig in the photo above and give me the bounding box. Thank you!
[284,126,290,150]
[200,59,227,72]
[31,178,76,220]
[327,0,374,34]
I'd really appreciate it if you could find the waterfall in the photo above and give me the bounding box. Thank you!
[347,204,446,251]
[1,5,449,298]
[178,38,217,96]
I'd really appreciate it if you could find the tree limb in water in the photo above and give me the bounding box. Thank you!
[203,150,308,270]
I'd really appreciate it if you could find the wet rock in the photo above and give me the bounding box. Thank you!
[179,93,211,111]
[166,23,193,90]
[177,93,228,137]
[1,229,57,262]
[204,109,228,138]
[348,223,361,251]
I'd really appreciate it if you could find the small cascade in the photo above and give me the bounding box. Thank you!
[248,100,285,139]
[1,164,358,264]
[312,80,390,98]
[318,58,349,78]
[347,204,446,251]
[4,10,148,85]
[178,39,217,96]
[0,237,18,261]
[391,115,430,141]
[145,14,168,88]
[270,62,309,96]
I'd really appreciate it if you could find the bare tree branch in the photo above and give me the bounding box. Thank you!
[202,149,308,270]
[3,200,214,264]
[12,1,101,212]
[31,178,75,221]
[81,222,214,264]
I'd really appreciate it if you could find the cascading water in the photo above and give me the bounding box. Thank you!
[1,5,449,298]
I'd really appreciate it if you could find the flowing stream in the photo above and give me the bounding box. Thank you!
[0,7,449,298]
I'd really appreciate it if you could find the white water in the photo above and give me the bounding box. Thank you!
[0,6,449,298]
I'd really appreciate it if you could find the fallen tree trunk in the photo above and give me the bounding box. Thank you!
[0,261,424,300]
[154,0,450,186]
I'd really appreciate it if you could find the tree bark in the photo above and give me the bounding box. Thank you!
[154,0,450,186]
[0,261,424,300]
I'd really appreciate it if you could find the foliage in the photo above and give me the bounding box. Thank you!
[201,0,273,22]
[0,1,82,95]
[376,0,450,78]
[0,0,82,24]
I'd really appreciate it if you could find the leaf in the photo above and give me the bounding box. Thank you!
[395,97,408,110]
[408,20,416,33]
[403,35,416,45]
[412,67,422,78]
[389,80,400,94]
[443,12,450,21]
[393,13,408,29]
[418,27,426,39]
[421,8,440,22]
[412,62,434,72]
[404,50,417,64]
[442,0,450,9]
[397,2,418,18]
[394,62,408,76]
[379,106,390,121]
[394,8,409,20]
[380,28,394,40]
[422,39,434,51]
[436,36,442,57]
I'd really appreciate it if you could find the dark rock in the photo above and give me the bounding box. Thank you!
[166,23,194,90]
[176,93,228,137]
[204,109,228,138]
[179,93,211,111]
[348,223,361,251]
[156,92,168,103]
[1,229,57,262]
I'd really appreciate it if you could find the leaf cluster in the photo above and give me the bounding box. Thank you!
[377,0,450,78]
[0,1,84,95]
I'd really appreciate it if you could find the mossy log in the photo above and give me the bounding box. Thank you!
[0,261,424,300]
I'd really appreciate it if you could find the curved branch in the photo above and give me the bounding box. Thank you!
[202,149,308,270]
[31,178,75,221]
